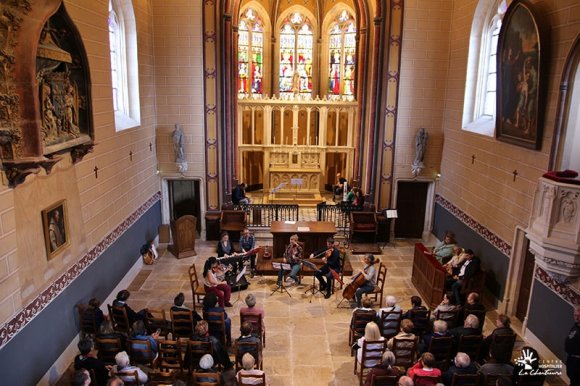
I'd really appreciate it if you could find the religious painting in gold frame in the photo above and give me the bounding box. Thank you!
[42,200,70,260]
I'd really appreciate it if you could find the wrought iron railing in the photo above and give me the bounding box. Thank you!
[232,204,299,228]
[316,202,363,237]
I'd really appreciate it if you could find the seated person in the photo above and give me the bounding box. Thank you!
[443,246,467,276]
[195,354,220,382]
[398,376,414,386]
[346,186,355,204]
[112,289,147,325]
[429,232,457,264]
[190,320,232,370]
[463,292,485,314]
[130,320,160,356]
[277,234,303,286]
[483,314,514,357]
[431,292,460,324]
[311,237,342,299]
[237,352,270,385]
[377,295,402,337]
[203,292,232,347]
[334,172,347,196]
[442,352,478,386]
[446,250,480,305]
[233,182,251,205]
[111,351,148,385]
[203,256,232,308]
[353,188,365,207]
[403,295,429,335]
[96,320,127,356]
[407,352,442,380]
[239,228,258,277]
[217,231,236,258]
[478,351,514,377]
[353,254,379,307]
[356,322,385,368]
[74,338,109,386]
[364,351,401,386]
[83,297,105,332]
[171,292,202,324]
[235,322,262,364]
[450,314,481,341]
[422,320,451,353]
[240,293,266,332]
[73,369,91,386]
[403,295,428,319]
[351,296,374,320]
[387,319,416,359]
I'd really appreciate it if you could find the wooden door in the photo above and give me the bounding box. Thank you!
[394,181,429,238]
[516,239,535,321]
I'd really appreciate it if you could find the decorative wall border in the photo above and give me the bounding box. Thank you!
[535,266,580,306]
[435,194,512,257]
[0,191,161,349]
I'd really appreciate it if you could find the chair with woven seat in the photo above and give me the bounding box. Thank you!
[349,309,376,355]
[234,340,263,372]
[350,211,378,243]
[368,263,387,306]
[457,335,484,363]
[237,371,266,386]
[427,335,454,371]
[189,264,206,311]
[127,338,156,367]
[391,336,418,370]
[354,339,387,386]
[488,333,516,363]
[171,309,196,339]
[450,373,481,386]
[240,313,266,348]
[204,310,228,347]
[187,339,213,373]
[368,374,398,386]
[379,309,402,340]
[108,304,132,335]
[192,370,220,386]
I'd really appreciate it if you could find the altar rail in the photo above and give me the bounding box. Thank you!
[232,204,299,228]
[316,202,365,238]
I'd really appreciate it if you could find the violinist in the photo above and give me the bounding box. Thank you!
[277,234,303,287]
[311,237,341,299]
[353,254,378,307]
[203,256,233,307]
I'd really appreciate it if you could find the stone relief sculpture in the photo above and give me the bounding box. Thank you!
[172,123,188,173]
[411,127,428,177]
[560,191,578,224]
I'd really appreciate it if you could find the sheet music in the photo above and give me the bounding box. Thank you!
[272,262,282,269]
[297,226,310,232]
[236,266,247,282]
[386,210,398,218]
[284,221,296,225]
[302,260,318,271]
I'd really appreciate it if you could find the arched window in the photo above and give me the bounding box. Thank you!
[328,10,356,99]
[238,8,264,97]
[463,0,508,136]
[108,0,140,131]
[279,13,313,97]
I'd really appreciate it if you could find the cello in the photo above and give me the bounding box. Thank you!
[342,269,368,300]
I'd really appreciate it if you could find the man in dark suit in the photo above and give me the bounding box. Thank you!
[442,352,478,386]
[450,314,481,340]
[422,319,452,353]
[450,249,480,304]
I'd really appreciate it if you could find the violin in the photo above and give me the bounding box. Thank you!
[313,248,333,259]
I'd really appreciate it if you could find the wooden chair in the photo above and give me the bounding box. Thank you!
[479,373,503,386]
[457,335,484,363]
[350,211,377,243]
[237,371,266,385]
[450,373,480,386]
[171,309,196,339]
[368,374,398,386]
[349,309,376,355]
[95,336,124,365]
[463,309,486,332]
[234,340,263,372]
[220,210,247,238]
[368,263,387,306]
[108,304,132,334]
[192,370,221,386]
[240,313,266,348]
[204,310,228,347]
[115,370,140,385]
[127,338,156,367]
[413,375,441,386]
[189,264,206,311]
[148,370,176,385]
[76,304,99,337]
[379,309,402,340]
[435,308,461,329]
[391,336,418,370]
[408,308,431,338]
[516,374,546,386]
[427,335,454,371]
[146,308,170,338]
[156,340,182,372]
[488,333,516,363]
[354,339,387,386]
[187,339,213,372]
[460,270,486,300]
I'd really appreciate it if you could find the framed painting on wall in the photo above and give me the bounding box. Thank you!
[42,200,70,260]
[496,0,548,150]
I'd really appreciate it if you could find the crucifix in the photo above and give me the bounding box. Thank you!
[129,151,133,161]
[513,170,518,182]
[472,155,476,164]
[94,165,99,179]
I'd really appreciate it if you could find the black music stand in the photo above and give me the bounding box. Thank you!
[270,262,292,297]
[302,259,321,303]
[232,266,247,305]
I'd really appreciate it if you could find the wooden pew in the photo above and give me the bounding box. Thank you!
[411,243,447,308]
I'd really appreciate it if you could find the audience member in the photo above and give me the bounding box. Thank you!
[203,256,233,307]
[237,352,270,385]
[74,338,108,386]
[195,354,219,382]
[485,315,513,342]
[377,295,402,337]
[171,292,202,323]
[404,296,428,319]
[354,254,379,307]
[398,375,414,386]
[130,320,159,356]
[240,293,266,333]
[430,232,456,264]
[106,376,124,386]
[72,369,91,386]
[217,231,236,258]
[235,321,262,365]
[431,292,459,324]
[351,296,374,328]
[387,319,416,349]
[83,297,105,332]
[565,307,580,386]
[112,289,147,325]
[364,351,401,386]
[450,314,481,340]
[356,321,385,368]
[422,320,451,353]
[404,295,429,336]
[191,320,232,370]
[111,351,148,385]
[442,352,477,386]
[96,320,126,358]
[448,249,480,305]
[407,352,442,380]
[203,292,232,347]
[443,246,467,276]
[388,319,416,362]
[478,351,514,378]
[239,228,257,277]
[463,292,485,315]
[353,187,365,207]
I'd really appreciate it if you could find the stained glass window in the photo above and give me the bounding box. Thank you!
[279,13,313,97]
[328,11,356,99]
[238,9,263,97]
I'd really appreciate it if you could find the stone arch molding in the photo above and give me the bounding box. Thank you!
[0,0,94,188]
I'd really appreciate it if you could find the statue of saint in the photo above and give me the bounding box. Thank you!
[411,128,428,177]
[172,123,188,172]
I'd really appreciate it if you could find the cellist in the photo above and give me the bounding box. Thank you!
[311,237,341,299]
[354,254,379,307]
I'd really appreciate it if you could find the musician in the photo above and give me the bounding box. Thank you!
[203,256,233,307]
[217,231,236,258]
[276,234,303,286]
[239,228,257,277]
[353,254,379,307]
[311,237,341,299]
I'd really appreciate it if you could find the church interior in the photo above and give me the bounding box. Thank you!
[0,0,578,385]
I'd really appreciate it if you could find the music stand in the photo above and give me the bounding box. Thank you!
[302,259,321,303]
[270,262,292,297]
[232,266,247,305]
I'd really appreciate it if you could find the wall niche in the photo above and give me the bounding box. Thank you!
[0,0,94,188]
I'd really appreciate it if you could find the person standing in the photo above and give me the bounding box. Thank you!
[566,306,580,386]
